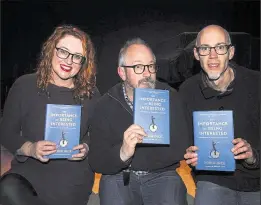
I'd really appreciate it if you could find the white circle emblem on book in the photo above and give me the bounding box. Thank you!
[149,124,158,132]
[210,150,220,159]
[60,139,68,147]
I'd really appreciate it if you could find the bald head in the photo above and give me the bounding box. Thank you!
[196,25,231,46]
[193,24,235,84]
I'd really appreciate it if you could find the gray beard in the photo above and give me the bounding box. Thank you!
[125,77,156,90]
[124,77,156,101]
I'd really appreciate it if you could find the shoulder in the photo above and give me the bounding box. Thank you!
[11,73,37,91]
[241,67,259,80]
[89,91,114,122]
[156,81,177,93]
[94,83,122,111]
[178,74,202,104]
[156,81,186,106]
[5,73,37,103]
[91,86,101,99]
[14,73,37,86]
[236,66,260,86]
[179,73,201,92]
[96,91,112,107]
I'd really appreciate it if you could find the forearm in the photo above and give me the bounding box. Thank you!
[16,141,33,156]
[120,146,132,162]
[80,131,89,150]
[0,130,30,155]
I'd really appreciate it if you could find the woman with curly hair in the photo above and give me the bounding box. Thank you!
[0,25,100,205]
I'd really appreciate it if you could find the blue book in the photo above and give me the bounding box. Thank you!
[44,104,81,159]
[193,110,235,171]
[133,88,170,144]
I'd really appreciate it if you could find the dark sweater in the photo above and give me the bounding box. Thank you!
[88,81,191,175]
[0,74,101,205]
[179,65,260,191]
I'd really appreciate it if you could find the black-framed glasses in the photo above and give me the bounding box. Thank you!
[121,64,158,74]
[195,44,232,56]
[55,47,86,65]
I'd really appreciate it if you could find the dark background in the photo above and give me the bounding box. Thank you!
[1,0,260,110]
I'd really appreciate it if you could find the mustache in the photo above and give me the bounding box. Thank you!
[138,77,156,86]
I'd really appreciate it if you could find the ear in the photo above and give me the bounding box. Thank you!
[193,47,200,61]
[228,46,235,60]
[118,66,126,81]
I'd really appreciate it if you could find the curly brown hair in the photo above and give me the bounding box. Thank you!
[36,25,96,99]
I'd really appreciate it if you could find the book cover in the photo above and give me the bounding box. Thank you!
[133,88,170,144]
[44,104,81,159]
[193,110,235,171]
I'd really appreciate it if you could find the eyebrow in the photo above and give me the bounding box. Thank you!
[199,42,228,47]
[58,46,84,55]
[132,60,155,64]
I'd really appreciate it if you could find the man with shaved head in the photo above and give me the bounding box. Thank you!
[180,25,260,205]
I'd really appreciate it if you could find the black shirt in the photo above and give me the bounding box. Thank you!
[0,73,101,205]
[88,81,191,174]
[179,65,260,191]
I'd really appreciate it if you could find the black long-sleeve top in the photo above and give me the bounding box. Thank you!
[88,81,191,174]
[0,73,101,205]
[179,65,260,192]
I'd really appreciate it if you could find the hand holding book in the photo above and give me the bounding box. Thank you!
[232,138,256,164]
[120,124,147,162]
[192,111,235,171]
[184,146,198,167]
[67,143,89,161]
[44,104,81,159]
[18,140,57,162]
[184,138,256,168]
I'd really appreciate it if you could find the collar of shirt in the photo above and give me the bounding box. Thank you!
[122,83,133,110]
[199,66,236,99]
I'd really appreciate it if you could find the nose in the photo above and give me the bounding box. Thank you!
[209,47,218,58]
[142,66,151,77]
[65,54,73,65]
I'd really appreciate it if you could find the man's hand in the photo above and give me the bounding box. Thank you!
[184,146,198,166]
[120,124,147,162]
[232,138,255,164]
[25,141,56,162]
[68,143,89,161]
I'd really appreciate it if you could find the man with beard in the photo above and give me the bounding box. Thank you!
[88,38,190,205]
[181,25,260,205]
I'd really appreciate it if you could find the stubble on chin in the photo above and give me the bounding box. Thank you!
[137,77,156,89]
[124,76,156,95]
[207,72,220,80]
